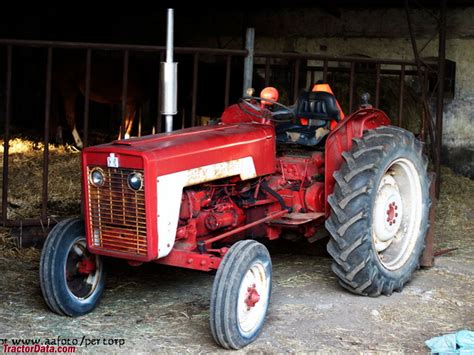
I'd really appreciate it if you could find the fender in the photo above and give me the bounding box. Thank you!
[324,108,391,217]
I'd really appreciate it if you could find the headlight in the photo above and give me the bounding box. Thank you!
[89,168,105,187]
[127,172,143,191]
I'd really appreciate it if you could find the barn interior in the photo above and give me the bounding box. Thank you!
[0,1,473,353]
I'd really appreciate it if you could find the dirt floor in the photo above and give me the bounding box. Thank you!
[0,145,473,352]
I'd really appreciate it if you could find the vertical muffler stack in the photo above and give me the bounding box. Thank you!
[161,8,178,132]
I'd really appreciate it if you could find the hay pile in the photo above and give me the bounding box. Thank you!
[0,227,39,261]
[0,138,82,220]
[435,166,474,255]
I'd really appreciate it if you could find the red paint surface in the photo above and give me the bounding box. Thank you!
[156,249,221,271]
[245,284,261,309]
[324,108,391,217]
[85,123,276,177]
[77,257,96,275]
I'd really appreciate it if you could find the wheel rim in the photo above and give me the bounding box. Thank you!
[237,261,270,335]
[372,158,423,270]
[65,238,102,300]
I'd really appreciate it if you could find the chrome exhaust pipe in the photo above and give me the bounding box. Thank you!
[161,8,178,132]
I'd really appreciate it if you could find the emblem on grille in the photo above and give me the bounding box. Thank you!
[107,153,119,168]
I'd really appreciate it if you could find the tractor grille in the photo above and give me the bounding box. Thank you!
[87,167,147,256]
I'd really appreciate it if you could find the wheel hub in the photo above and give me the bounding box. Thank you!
[245,284,261,310]
[237,262,269,334]
[77,256,97,275]
[386,201,398,223]
[66,239,102,299]
[371,158,424,271]
[373,175,403,251]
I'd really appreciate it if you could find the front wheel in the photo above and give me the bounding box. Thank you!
[40,218,105,316]
[210,240,272,349]
[326,126,430,296]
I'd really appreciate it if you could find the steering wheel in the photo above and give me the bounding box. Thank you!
[237,97,295,122]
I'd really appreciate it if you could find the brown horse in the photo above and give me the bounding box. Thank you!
[54,55,147,148]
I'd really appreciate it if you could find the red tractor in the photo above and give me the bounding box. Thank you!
[39,81,430,349]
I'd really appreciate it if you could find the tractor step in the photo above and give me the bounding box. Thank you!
[268,212,325,226]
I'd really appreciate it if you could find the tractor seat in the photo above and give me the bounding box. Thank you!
[295,91,341,122]
[276,91,340,147]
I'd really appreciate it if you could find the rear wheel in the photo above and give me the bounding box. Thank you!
[40,218,105,316]
[326,126,430,296]
[210,240,272,349]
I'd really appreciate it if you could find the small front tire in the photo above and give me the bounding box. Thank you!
[210,240,272,349]
[40,218,105,316]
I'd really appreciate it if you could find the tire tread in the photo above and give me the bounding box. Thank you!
[325,125,430,297]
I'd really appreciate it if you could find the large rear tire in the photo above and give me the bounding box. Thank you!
[40,218,105,316]
[326,126,430,296]
[210,240,272,349]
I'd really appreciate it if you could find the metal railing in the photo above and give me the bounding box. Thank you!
[0,39,247,228]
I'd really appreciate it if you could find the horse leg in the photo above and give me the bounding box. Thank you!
[138,107,142,137]
[120,103,136,140]
[124,110,135,139]
[50,92,64,145]
[64,92,83,149]
[56,126,64,145]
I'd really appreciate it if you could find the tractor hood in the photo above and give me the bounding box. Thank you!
[83,123,276,177]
